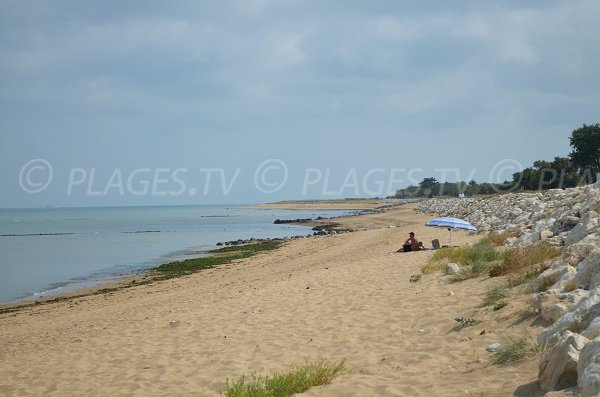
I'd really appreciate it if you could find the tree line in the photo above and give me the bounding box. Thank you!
[393,123,600,198]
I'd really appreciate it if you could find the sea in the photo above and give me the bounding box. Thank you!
[0,205,353,303]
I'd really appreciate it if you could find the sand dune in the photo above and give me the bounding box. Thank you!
[0,205,544,396]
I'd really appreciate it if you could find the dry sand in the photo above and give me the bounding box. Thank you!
[0,205,546,396]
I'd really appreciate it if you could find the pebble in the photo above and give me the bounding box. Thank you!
[486,343,501,352]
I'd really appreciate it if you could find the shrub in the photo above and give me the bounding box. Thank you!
[221,360,345,397]
[489,243,560,277]
[482,286,510,307]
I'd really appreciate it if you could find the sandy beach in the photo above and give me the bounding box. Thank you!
[0,204,545,396]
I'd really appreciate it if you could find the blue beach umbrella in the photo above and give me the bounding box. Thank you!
[425,217,477,245]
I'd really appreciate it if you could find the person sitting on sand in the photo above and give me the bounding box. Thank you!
[404,232,425,251]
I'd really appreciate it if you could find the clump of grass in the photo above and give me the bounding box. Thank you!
[493,301,509,311]
[154,241,281,280]
[455,316,482,327]
[423,243,500,275]
[449,268,474,282]
[492,332,546,365]
[421,261,447,273]
[489,243,560,277]
[482,285,510,308]
[447,260,499,282]
[479,231,518,246]
[221,360,345,397]
[505,264,549,288]
[429,243,500,267]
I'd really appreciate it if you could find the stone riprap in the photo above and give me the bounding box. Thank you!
[416,184,600,395]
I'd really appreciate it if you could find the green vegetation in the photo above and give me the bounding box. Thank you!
[506,265,549,288]
[429,243,500,267]
[570,123,600,181]
[312,223,350,233]
[409,274,421,283]
[393,123,600,198]
[153,241,282,280]
[221,360,345,397]
[423,242,500,277]
[489,244,560,277]
[492,332,546,365]
[454,316,482,327]
[482,286,510,308]
[0,242,282,315]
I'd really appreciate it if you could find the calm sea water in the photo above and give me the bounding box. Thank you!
[0,205,351,303]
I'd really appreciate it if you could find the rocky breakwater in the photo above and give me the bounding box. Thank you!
[417,184,600,396]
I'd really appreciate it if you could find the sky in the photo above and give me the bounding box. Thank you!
[1,0,599,207]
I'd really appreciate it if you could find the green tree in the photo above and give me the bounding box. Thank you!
[570,123,600,182]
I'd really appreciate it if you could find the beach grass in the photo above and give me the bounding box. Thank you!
[428,243,500,267]
[482,285,510,308]
[221,360,345,397]
[492,332,546,365]
[489,243,560,277]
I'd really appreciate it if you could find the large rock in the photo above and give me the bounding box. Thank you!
[445,263,460,275]
[578,337,600,397]
[554,216,582,235]
[565,236,600,266]
[574,250,600,290]
[565,211,599,247]
[531,265,576,292]
[539,331,589,391]
[538,288,600,346]
[582,317,600,340]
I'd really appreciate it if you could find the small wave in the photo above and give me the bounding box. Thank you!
[121,230,161,234]
[33,286,64,297]
[0,232,75,237]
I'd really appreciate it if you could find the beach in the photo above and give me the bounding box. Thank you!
[0,204,543,396]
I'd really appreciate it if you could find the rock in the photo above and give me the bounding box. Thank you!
[578,337,600,397]
[540,229,555,241]
[565,211,599,247]
[539,331,589,391]
[543,386,579,396]
[532,266,576,292]
[574,250,600,290]
[486,343,501,352]
[445,263,460,275]
[538,288,600,346]
[582,317,600,340]
[555,216,581,235]
[542,303,569,323]
[565,236,600,266]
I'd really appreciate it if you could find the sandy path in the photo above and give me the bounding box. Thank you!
[0,206,544,396]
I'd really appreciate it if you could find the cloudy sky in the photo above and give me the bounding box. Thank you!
[1,0,599,207]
